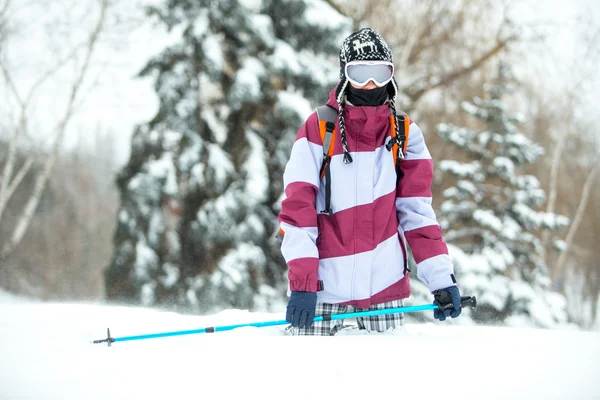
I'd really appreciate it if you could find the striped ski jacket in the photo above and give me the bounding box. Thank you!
[278,86,455,308]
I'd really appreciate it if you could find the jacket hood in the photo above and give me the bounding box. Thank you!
[326,84,341,110]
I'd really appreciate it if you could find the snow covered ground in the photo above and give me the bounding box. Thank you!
[1,290,599,400]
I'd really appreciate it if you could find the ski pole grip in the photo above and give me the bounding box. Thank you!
[460,296,477,309]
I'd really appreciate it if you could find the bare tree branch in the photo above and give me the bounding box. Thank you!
[403,35,515,104]
[2,155,33,206]
[540,131,564,263]
[0,61,27,222]
[334,0,519,111]
[540,19,600,267]
[1,0,108,260]
[0,38,84,221]
[0,0,10,19]
[0,0,12,45]
[393,2,435,72]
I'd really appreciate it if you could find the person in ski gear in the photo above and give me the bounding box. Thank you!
[278,28,461,335]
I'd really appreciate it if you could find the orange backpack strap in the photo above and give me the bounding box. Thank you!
[275,227,285,241]
[316,105,337,215]
[386,109,410,171]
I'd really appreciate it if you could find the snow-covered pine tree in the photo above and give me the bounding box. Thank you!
[435,61,569,328]
[105,0,350,313]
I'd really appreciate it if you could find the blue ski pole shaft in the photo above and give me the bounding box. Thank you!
[92,296,476,345]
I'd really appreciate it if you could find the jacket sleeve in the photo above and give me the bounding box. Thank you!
[396,121,456,292]
[278,113,322,292]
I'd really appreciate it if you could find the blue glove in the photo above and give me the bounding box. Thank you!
[286,291,317,328]
[433,286,462,321]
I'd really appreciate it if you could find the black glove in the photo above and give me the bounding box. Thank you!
[433,286,462,321]
[286,291,317,328]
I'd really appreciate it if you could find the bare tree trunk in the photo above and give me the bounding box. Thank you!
[540,133,566,265]
[540,22,600,267]
[0,64,29,222]
[554,164,599,280]
[0,0,108,260]
[0,9,93,223]
[0,154,34,220]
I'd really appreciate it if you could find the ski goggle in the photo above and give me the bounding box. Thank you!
[345,61,394,87]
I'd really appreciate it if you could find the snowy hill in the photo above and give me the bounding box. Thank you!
[1,292,599,400]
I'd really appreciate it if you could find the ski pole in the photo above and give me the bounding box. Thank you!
[92,296,476,346]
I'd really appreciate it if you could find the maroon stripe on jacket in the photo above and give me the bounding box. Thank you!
[340,272,412,308]
[301,107,397,155]
[279,182,318,228]
[405,225,449,264]
[287,257,319,292]
[328,122,390,156]
[396,159,433,198]
[317,190,398,259]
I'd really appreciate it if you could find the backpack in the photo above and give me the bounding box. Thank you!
[316,104,410,215]
[275,105,410,241]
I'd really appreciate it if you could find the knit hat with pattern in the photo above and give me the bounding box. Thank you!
[335,28,400,163]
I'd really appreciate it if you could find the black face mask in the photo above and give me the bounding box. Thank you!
[346,84,389,106]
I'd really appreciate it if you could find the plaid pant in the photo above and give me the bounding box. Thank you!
[286,299,405,336]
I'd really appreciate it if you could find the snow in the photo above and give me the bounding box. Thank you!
[1,293,599,400]
[147,153,178,196]
[303,0,350,36]
[473,209,503,232]
[147,210,163,247]
[206,143,235,188]
[249,14,276,48]
[238,0,264,13]
[479,280,509,310]
[192,10,210,38]
[493,156,515,176]
[159,263,180,289]
[228,58,266,109]
[201,107,227,145]
[439,160,483,180]
[201,33,225,73]
[271,40,303,74]
[501,215,522,240]
[133,239,158,280]
[243,130,269,203]
[277,89,314,121]
[212,243,266,291]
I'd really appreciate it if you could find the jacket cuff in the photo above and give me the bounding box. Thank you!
[427,273,457,293]
[289,279,319,292]
[288,257,319,292]
[415,254,456,292]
